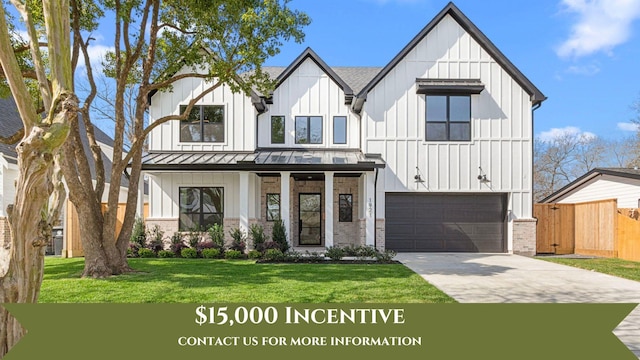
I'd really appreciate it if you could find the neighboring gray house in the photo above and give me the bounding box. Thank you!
[143,2,545,255]
[0,96,133,256]
[540,168,640,208]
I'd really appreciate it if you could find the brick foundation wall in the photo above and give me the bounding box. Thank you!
[332,177,361,248]
[259,176,281,242]
[376,219,385,251]
[513,218,537,256]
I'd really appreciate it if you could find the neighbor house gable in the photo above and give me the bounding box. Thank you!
[541,168,640,207]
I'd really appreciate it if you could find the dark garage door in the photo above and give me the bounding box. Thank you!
[385,193,507,252]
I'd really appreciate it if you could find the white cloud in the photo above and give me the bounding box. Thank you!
[538,126,597,142]
[557,0,640,58]
[565,63,601,75]
[76,43,115,73]
[617,122,640,131]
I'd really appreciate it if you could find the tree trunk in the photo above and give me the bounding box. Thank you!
[0,116,76,355]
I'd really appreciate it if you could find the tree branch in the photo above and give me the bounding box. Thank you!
[157,23,197,35]
[0,128,24,145]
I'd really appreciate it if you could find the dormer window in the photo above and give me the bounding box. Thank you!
[179,105,225,142]
[295,116,323,144]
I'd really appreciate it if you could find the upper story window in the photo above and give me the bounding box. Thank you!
[426,95,470,141]
[426,95,471,141]
[295,116,323,144]
[333,116,347,144]
[179,105,224,143]
[271,116,285,144]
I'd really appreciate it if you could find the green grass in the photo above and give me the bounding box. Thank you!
[40,258,455,303]
[538,257,640,282]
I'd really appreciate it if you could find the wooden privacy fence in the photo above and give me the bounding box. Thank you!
[65,200,148,257]
[535,199,640,261]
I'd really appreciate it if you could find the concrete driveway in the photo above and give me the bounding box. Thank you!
[396,253,640,358]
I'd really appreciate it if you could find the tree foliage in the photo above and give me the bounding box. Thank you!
[62,0,309,278]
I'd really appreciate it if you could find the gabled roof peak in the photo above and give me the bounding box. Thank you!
[272,47,355,104]
[353,1,546,112]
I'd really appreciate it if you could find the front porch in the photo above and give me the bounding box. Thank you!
[141,149,386,251]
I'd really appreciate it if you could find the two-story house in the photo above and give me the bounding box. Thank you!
[142,2,545,255]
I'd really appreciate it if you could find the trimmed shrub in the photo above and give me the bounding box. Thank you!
[357,245,378,259]
[201,248,221,259]
[229,228,247,252]
[146,225,165,253]
[304,251,324,262]
[247,249,261,259]
[284,250,303,262]
[158,250,175,258]
[224,249,243,259]
[343,244,360,257]
[170,233,188,257]
[127,243,140,258]
[263,248,284,262]
[375,249,397,263]
[207,223,225,249]
[186,229,202,249]
[325,246,345,261]
[249,223,266,252]
[271,219,289,253]
[196,240,217,251]
[181,248,198,259]
[263,241,282,251]
[138,248,156,258]
[130,217,146,248]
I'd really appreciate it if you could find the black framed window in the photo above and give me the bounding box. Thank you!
[179,187,224,231]
[179,105,225,142]
[271,116,285,144]
[295,116,323,144]
[266,193,281,221]
[338,194,353,222]
[333,116,347,144]
[426,95,471,141]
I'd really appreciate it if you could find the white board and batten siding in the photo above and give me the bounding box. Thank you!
[257,58,358,149]
[362,14,534,219]
[147,172,260,219]
[556,175,640,208]
[148,68,256,153]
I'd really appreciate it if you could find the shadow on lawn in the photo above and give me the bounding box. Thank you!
[44,258,415,286]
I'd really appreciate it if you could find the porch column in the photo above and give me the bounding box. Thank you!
[280,171,291,245]
[324,171,334,248]
[365,171,375,247]
[239,171,250,233]
[136,172,145,218]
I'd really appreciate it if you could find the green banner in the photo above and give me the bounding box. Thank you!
[1,303,636,359]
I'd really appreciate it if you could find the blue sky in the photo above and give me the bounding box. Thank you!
[14,0,640,141]
[259,0,640,141]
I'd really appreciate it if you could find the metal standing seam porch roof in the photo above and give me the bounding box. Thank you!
[141,149,386,172]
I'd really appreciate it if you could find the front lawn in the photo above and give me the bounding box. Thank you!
[538,257,640,282]
[40,258,455,303]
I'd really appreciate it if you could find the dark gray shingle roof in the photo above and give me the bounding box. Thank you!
[260,65,381,96]
[0,96,125,186]
[0,97,22,163]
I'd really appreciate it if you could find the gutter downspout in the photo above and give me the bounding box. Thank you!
[373,167,379,249]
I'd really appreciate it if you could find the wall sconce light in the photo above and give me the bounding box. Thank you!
[477,167,490,183]
[414,167,425,183]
